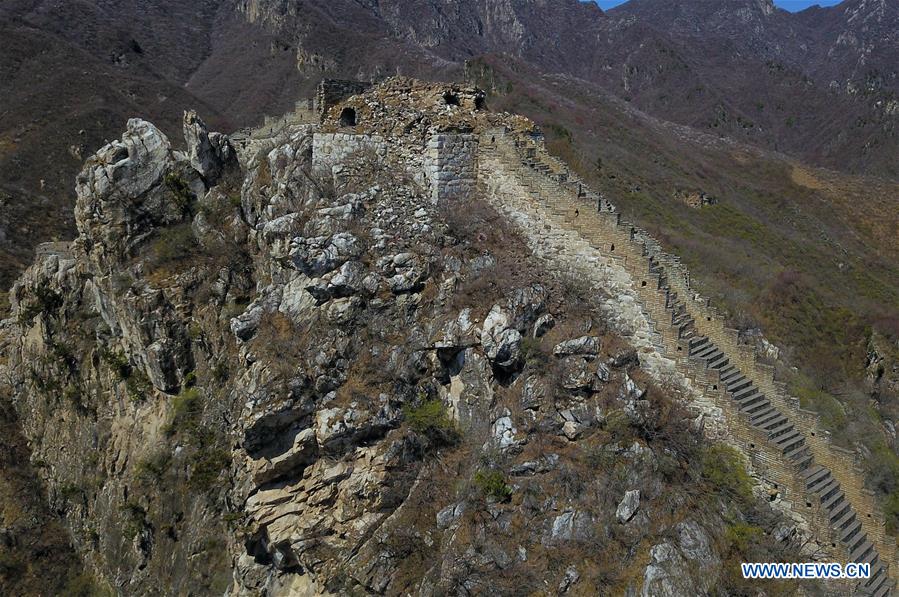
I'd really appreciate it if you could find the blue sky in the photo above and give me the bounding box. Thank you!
[595,0,844,11]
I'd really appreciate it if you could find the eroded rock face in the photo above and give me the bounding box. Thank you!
[0,83,806,595]
[75,119,203,266]
[183,109,238,186]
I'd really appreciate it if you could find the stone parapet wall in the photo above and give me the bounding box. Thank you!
[311,132,387,176]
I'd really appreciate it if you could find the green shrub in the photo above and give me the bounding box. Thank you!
[121,502,147,542]
[189,447,230,491]
[520,336,550,371]
[212,361,230,382]
[146,223,198,272]
[63,383,84,411]
[404,399,459,445]
[125,371,152,402]
[58,482,84,502]
[136,451,172,482]
[100,349,131,380]
[725,523,764,554]
[473,469,512,502]
[17,283,62,326]
[0,550,25,579]
[63,573,112,597]
[188,322,203,340]
[99,348,151,401]
[601,409,632,440]
[164,172,195,212]
[701,444,753,503]
[166,387,203,437]
[791,379,847,432]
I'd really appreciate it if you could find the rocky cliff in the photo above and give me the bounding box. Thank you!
[0,81,817,595]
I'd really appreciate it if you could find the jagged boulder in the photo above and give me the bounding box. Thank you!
[250,428,318,485]
[640,521,720,596]
[553,336,601,357]
[183,110,238,186]
[616,489,640,523]
[290,232,361,277]
[74,119,203,265]
[506,284,547,331]
[482,304,523,371]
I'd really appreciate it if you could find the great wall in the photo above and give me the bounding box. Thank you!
[215,78,896,595]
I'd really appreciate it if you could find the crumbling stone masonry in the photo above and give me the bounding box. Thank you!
[315,79,372,120]
[423,133,478,204]
[311,132,387,177]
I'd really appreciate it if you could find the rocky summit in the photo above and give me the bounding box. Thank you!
[0,75,895,595]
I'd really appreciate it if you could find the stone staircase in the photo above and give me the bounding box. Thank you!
[477,129,896,596]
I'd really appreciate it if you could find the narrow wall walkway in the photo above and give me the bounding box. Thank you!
[477,131,895,596]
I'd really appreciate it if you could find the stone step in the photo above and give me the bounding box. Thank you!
[821,480,843,503]
[719,367,742,384]
[815,478,839,498]
[743,398,771,416]
[708,355,729,370]
[828,499,852,523]
[678,322,695,338]
[689,336,709,352]
[847,528,868,554]
[671,310,690,327]
[849,540,874,564]
[767,420,794,439]
[757,412,788,430]
[805,466,831,490]
[732,384,758,401]
[750,408,781,429]
[726,376,751,393]
[833,510,857,532]
[862,545,881,569]
[700,351,725,367]
[700,348,724,363]
[774,430,804,453]
[694,345,719,360]
[822,489,845,512]
[869,571,889,597]
[736,391,766,410]
[785,445,813,469]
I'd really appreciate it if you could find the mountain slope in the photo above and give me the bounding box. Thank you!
[1,0,897,293]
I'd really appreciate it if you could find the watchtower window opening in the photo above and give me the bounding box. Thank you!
[475,96,486,110]
[443,92,460,106]
[339,107,357,127]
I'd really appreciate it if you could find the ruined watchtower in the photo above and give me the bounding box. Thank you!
[312,78,491,204]
[315,79,373,122]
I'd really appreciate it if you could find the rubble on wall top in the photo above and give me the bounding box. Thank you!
[319,76,536,139]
